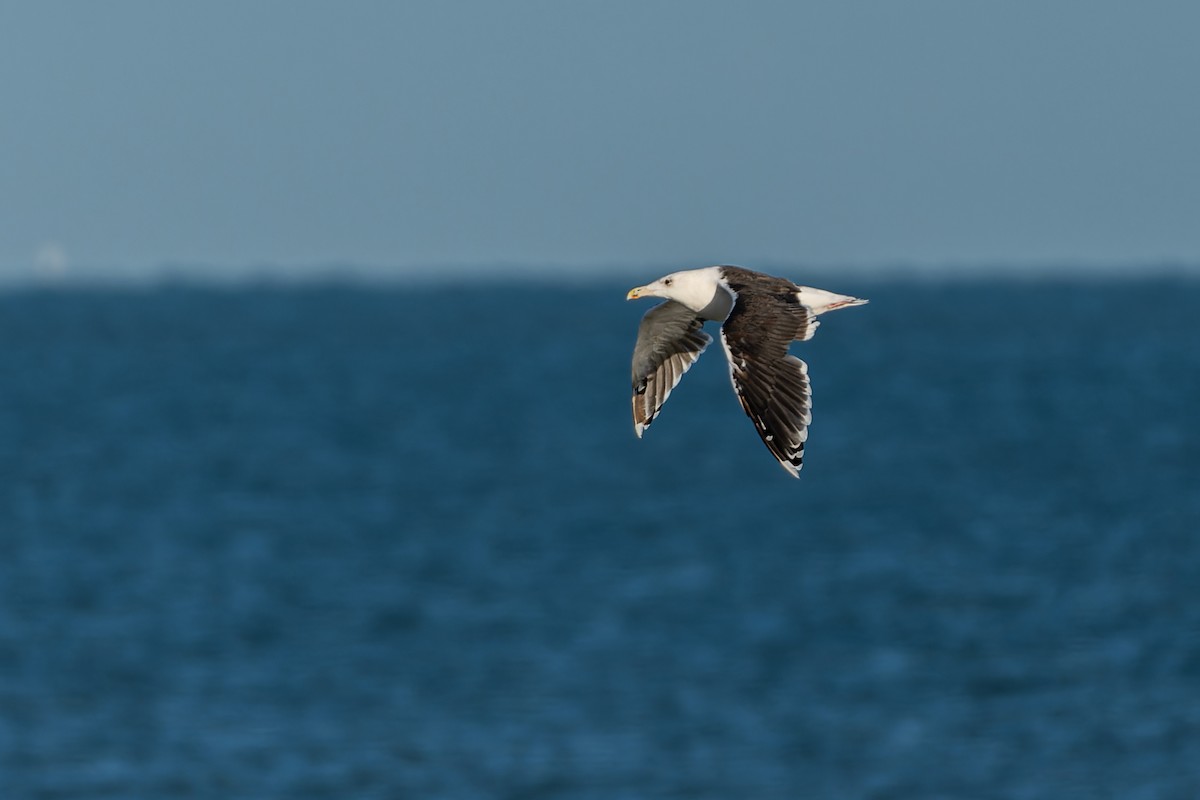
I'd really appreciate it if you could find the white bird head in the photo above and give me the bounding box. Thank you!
[626,266,727,315]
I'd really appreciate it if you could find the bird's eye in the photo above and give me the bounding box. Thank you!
[664,278,673,286]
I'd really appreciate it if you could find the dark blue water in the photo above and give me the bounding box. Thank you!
[1,276,1198,798]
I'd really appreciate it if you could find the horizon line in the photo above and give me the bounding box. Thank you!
[2,258,1199,290]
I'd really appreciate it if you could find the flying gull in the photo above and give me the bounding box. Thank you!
[627,265,867,478]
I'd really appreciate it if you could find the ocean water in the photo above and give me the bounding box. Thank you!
[1,275,1198,798]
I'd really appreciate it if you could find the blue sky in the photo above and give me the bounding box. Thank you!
[2,1,1198,281]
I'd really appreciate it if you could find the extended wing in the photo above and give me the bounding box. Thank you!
[719,293,814,477]
[631,300,712,437]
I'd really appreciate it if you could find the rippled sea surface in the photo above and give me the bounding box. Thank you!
[1,275,1198,798]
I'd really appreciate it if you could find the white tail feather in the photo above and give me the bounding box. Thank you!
[795,286,868,315]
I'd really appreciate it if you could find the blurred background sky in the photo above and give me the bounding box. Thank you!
[2,1,1198,283]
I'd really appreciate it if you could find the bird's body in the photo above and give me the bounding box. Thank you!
[627,265,867,478]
